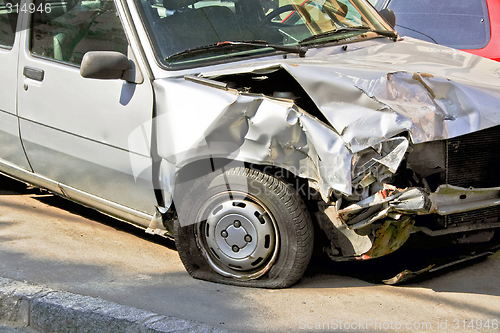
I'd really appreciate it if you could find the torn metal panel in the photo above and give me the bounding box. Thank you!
[339,184,401,227]
[391,188,432,214]
[361,217,415,259]
[319,178,500,260]
[186,37,500,206]
[430,185,500,215]
[338,184,500,229]
[319,182,500,260]
[316,198,417,259]
[383,251,498,285]
[350,137,409,200]
[201,37,500,154]
[315,202,373,258]
[383,265,434,285]
[338,185,430,228]
[152,77,353,204]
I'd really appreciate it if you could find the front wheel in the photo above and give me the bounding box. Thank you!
[174,167,314,288]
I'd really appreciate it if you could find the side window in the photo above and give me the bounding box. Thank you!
[0,0,18,48]
[31,0,128,66]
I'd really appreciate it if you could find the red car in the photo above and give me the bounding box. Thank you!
[369,0,500,62]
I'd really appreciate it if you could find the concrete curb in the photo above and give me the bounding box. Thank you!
[0,277,232,333]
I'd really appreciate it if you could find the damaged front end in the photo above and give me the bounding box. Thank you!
[150,37,500,286]
[317,128,500,264]
[158,69,500,272]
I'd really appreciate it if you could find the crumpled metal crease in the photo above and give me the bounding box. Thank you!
[153,78,352,203]
[154,37,500,204]
[202,38,500,153]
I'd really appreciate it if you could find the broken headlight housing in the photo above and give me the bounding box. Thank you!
[350,137,409,201]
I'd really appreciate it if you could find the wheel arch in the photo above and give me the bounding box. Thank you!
[173,158,320,214]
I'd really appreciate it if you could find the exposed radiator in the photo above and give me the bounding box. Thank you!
[441,125,500,227]
[446,125,500,188]
[444,205,500,228]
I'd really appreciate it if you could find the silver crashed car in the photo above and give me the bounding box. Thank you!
[1,0,500,288]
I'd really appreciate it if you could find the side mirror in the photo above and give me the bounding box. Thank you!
[80,51,133,81]
[379,8,396,28]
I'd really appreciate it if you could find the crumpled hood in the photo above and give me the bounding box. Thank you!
[150,37,500,206]
[202,37,500,152]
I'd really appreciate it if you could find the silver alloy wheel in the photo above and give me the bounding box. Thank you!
[195,191,279,280]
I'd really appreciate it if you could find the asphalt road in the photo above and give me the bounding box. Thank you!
[1,174,499,333]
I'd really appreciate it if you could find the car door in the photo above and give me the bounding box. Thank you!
[0,0,31,170]
[17,0,157,218]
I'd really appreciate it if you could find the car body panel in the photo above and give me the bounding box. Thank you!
[0,5,31,171]
[193,37,500,187]
[0,113,32,170]
[14,0,157,215]
[151,76,352,206]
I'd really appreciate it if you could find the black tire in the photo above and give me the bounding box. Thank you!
[174,167,314,288]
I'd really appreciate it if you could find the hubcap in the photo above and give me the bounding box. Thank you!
[196,192,278,279]
[213,214,256,259]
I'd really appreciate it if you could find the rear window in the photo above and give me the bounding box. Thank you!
[387,0,490,49]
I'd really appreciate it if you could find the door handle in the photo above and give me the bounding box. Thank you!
[23,67,44,82]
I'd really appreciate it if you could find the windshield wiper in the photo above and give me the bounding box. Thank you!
[299,26,398,44]
[217,41,308,57]
[166,40,308,61]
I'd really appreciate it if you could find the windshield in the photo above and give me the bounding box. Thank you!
[135,0,392,68]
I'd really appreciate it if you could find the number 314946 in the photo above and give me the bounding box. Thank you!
[6,2,52,14]
[453,319,498,330]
